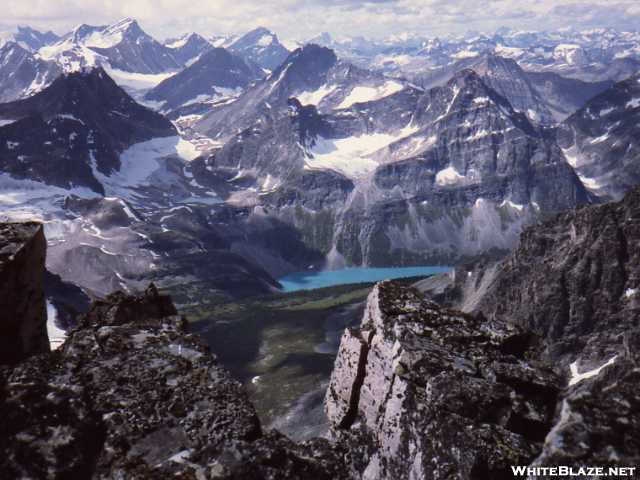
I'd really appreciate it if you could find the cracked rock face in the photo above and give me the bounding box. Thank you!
[475,185,640,364]
[325,281,561,480]
[0,284,352,479]
[0,222,48,364]
[531,334,640,473]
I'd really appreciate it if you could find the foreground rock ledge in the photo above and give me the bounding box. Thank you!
[325,276,640,479]
[325,281,562,479]
[0,285,355,479]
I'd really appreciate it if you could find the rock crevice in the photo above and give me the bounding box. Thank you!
[325,281,561,479]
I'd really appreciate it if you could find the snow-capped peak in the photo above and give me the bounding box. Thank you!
[105,18,140,35]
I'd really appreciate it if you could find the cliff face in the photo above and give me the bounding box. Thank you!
[475,186,640,363]
[325,188,640,479]
[327,279,640,479]
[0,284,353,479]
[0,222,48,364]
[325,281,560,479]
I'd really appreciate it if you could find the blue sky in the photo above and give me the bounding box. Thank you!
[2,0,639,41]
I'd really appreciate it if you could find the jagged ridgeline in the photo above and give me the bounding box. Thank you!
[1,186,638,478]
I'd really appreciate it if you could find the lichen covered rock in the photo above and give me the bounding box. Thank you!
[0,285,352,479]
[326,281,561,479]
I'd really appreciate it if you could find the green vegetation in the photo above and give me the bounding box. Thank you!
[170,276,432,426]
[181,282,374,424]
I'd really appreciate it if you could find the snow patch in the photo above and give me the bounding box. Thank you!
[257,34,273,47]
[296,84,337,106]
[499,199,524,212]
[626,97,640,109]
[435,166,465,186]
[338,81,404,109]
[92,136,200,195]
[569,356,618,386]
[305,125,417,178]
[105,67,177,91]
[451,50,479,59]
[46,300,66,350]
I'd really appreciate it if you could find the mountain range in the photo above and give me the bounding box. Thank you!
[0,20,639,301]
[0,15,639,480]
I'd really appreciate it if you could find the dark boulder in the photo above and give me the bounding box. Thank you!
[0,222,48,364]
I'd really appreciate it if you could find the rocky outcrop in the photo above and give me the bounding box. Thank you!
[0,283,353,479]
[474,186,640,363]
[410,187,640,474]
[326,281,560,479]
[0,222,48,364]
[530,333,640,473]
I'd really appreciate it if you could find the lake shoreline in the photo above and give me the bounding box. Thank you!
[278,265,453,292]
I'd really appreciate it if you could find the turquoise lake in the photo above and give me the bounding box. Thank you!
[278,266,452,292]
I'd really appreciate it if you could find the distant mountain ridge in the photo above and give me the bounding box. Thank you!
[145,47,264,113]
[0,42,61,103]
[227,27,290,71]
[38,18,182,74]
[0,67,176,193]
[0,25,59,51]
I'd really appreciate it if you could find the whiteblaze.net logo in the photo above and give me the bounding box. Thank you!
[511,466,637,477]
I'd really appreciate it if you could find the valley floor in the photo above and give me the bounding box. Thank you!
[184,277,427,440]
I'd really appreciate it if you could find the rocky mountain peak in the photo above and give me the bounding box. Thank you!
[447,67,486,89]
[14,66,147,117]
[106,17,139,33]
[272,43,337,90]
[145,46,262,112]
[67,23,105,44]
[0,67,175,192]
[228,26,290,71]
[11,26,59,51]
[233,26,277,47]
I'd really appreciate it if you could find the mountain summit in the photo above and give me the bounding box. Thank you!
[228,27,290,71]
[0,67,176,193]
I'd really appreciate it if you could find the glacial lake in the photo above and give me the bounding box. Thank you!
[278,266,452,292]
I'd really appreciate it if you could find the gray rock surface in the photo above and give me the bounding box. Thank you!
[410,187,640,475]
[474,186,640,364]
[0,222,48,364]
[326,281,560,479]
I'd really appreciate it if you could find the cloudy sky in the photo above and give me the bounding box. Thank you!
[2,0,640,42]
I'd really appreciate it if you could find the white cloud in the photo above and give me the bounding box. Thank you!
[1,0,639,42]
